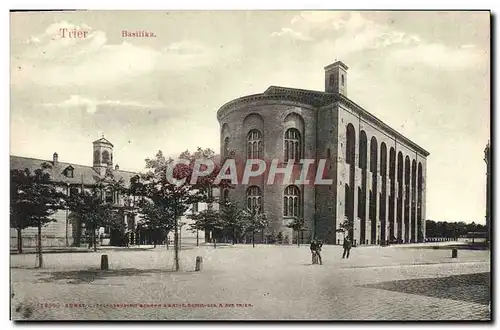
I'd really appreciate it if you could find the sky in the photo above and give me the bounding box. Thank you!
[10,11,490,224]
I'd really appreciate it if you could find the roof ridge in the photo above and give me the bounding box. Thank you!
[265,85,330,95]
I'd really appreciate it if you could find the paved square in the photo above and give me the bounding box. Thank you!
[11,244,491,320]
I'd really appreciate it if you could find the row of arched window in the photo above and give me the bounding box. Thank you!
[223,128,303,162]
[222,185,302,218]
[345,124,424,179]
[345,123,425,242]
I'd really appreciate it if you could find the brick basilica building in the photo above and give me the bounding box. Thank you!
[217,61,429,245]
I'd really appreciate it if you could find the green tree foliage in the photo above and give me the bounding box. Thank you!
[67,183,116,252]
[425,220,486,238]
[188,207,225,248]
[10,163,66,266]
[219,201,248,244]
[336,218,353,238]
[241,205,268,248]
[137,148,232,271]
[286,217,306,247]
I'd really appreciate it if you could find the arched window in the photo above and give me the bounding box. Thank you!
[327,148,331,159]
[224,137,230,157]
[102,150,110,164]
[341,75,345,86]
[370,137,378,173]
[284,128,301,163]
[246,186,262,211]
[329,75,335,87]
[344,184,350,217]
[346,124,356,164]
[380,143,387,177]
[93,150,100,164]
[359,131,367,169]
[247,130,263,159]
[105,188,114,204]
[284,185,301,217]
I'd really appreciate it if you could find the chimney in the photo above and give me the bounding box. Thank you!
[115,164,120,171]
[53,152,59,165]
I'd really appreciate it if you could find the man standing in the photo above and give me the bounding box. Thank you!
[316,240,323,265]
[342,236,352,259]
[310,240,318,264]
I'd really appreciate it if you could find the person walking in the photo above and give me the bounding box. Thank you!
[342,236,352,259]
[310,240,318,264]
[315,240,323,265]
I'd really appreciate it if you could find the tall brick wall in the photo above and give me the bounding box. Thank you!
[336,103,427,245]
[219,100,317,242]
[218,97,427,246]
[315,104,339,243]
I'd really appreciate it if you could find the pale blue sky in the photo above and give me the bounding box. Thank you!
[10,11,490,223]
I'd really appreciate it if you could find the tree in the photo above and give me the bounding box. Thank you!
[10,163,66,265]
[219,201,248,244]
[138,199,174,248]
[67,184,116,252]
[286,217,306,247]
[139,148,231,271]
[241,205,268,248]
[276,232,284,244]
[188,208,225,248]
[265,231,277,244]
[336,218,353,240]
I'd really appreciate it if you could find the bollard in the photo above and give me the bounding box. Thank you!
[195,256,203,271]
[100,254,109,270]
[452,249,458,258]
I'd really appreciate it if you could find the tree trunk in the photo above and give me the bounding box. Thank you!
[196,230,199,246]
[213,230,216,248]
[75,217,82,247]
[93,225,97,252]
[252,229,255,248]
[232,227,235,245]
[174,216,180,271]
[297,231,300,247]
[37,224,43,268]
[17,228,23,254]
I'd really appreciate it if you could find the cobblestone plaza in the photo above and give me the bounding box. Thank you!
[11,244,490,320]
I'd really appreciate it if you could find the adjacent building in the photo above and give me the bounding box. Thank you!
[10,137,211,249]
[217,61,429,245]
[10,137,140,248]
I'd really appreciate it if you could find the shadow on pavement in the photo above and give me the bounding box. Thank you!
[362,272,491,306]
[37,268,196,284]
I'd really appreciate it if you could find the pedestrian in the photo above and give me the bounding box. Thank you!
[342,236,352,259]
[310,239,318,264]
[316,240,323,265]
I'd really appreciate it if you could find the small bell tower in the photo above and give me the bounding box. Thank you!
[92,135,114,177]
[324,60,348,96]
